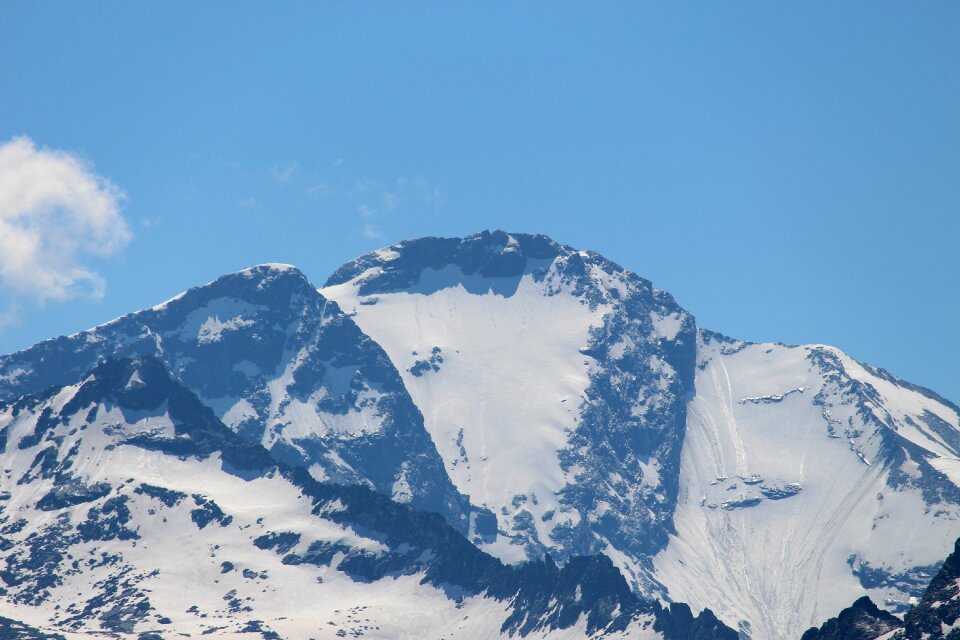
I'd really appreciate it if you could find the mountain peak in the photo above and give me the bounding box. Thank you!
[150,262,309,310]
[0,261,323,408]
[324,230,572,291]
[229,262,307,288]
[156,261,313,310]
[239,262,299,273]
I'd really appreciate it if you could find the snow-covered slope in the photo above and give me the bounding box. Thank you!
[322,231,697,585]
[0,356,734,639]
[0,264,474,530]
[653,332,960,639]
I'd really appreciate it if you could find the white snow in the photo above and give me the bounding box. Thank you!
[171,297,265,345]
[238,262,298,275]
[197,315,256,344]
[123,369,145,390]
[149,289,188,312]
[0,367,27,384]
[260,347,385,447]
[649,310,684,341]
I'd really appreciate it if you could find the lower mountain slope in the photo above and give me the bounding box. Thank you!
[891,536,960,639]
[799,597,903,640]
[0,356,735,639]
[801,534,960,640]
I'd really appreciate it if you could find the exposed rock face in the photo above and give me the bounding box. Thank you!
[799,596,903,640]
[894,537,960,639]
[0,264,475,531]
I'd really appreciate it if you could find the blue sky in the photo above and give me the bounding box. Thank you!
[0,3,958,401]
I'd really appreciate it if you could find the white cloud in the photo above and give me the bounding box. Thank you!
[0,136,131,303]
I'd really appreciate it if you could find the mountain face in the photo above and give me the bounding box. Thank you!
[0,230,957,639]
[322,231,697,590]
[0,263,476,532]
[0,355,735,639]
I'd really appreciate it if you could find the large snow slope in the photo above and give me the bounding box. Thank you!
[653,332,960,638]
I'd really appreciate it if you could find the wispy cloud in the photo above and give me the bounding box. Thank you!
[259,162,445,244]
[269,162,299,183]
[397,177,444,209]
[361,223,383,239]
[0,136,131,305]
[353,177,382,194]
[306,181,332,197]
[348,177,445,242]
[0,301,19,330]
[382,191,399,211]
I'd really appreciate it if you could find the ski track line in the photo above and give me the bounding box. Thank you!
[713,357,747,477]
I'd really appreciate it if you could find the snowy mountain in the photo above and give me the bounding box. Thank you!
[321,231,960,638]
[0,229,957,639]
[0,264,477,532]
[0,355,734,639]
[322,231,697,587]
